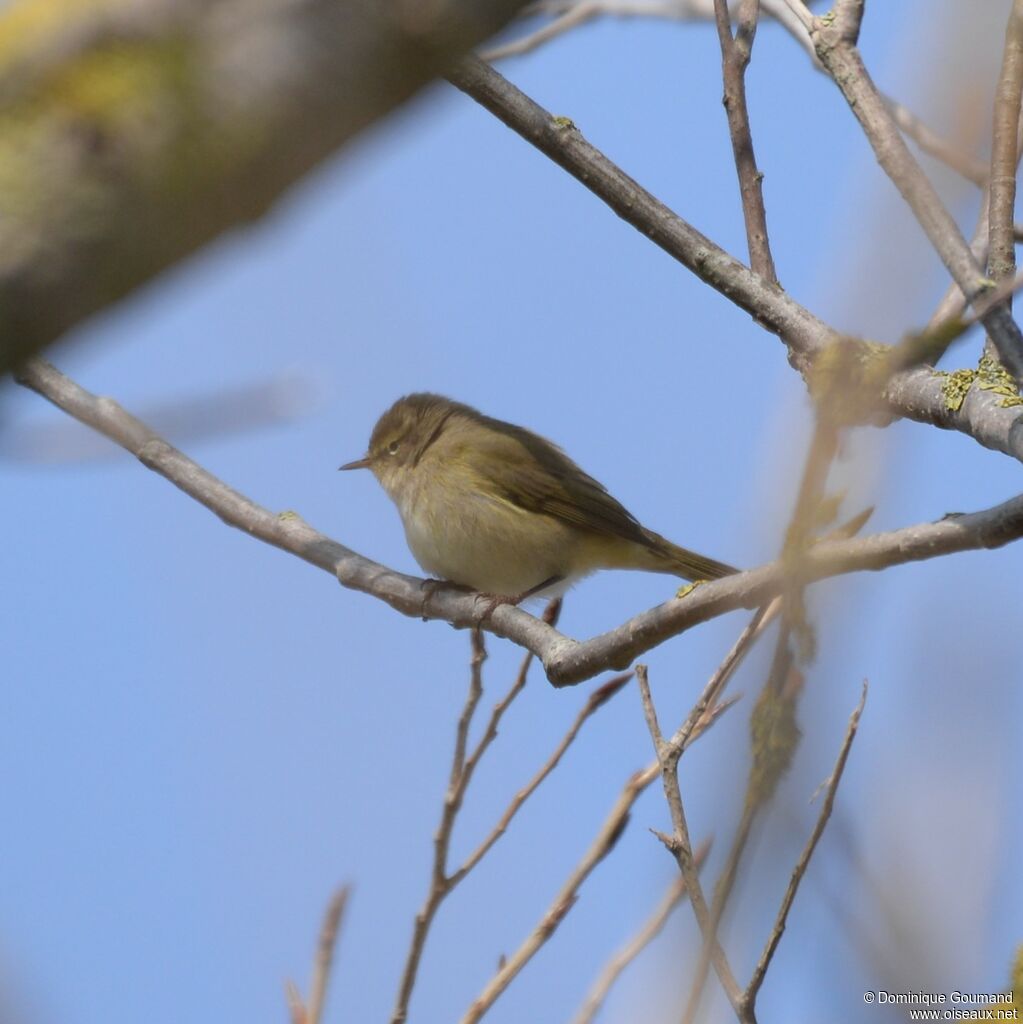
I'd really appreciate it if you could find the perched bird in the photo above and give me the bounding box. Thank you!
[340,394,735,601]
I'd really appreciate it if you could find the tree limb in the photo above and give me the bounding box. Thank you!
[0,0,531,374]
[16,358,1023,687]
[446,57,1023,466]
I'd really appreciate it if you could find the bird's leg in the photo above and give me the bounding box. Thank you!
[475,575,565,624]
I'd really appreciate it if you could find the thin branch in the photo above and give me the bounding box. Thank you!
[389,632,489,1024]
[883,97,989,188]
[461,597,562,772]
[777,0,812,31]
[289,886,352,1024]
[928,111,1023,335]
[927,191,994,334]
[16,359,1023,688]
[807,5,1023,386]
[663,599,780,757]
[635,665,747,1019]
[743,682,867,1012]
[459,765,645,1023]
[570,838,713,1024]
[445,59,1023,465]
[286,981,306,1024]
[713,0,779,283]
[988,1,1023,296]
[481,0,601,60]
[481,0,816,62]
[449,670,632,885]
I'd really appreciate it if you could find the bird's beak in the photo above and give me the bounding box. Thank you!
[338,456,372,471]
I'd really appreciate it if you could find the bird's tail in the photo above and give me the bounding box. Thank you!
[640,528,737,581]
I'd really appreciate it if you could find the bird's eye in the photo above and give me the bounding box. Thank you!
[387,440,400,455]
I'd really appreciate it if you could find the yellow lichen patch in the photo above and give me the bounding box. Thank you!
[936,367,976,411]
[937,357,1023,411]
[551,115,577,130]
[674,579,705,600]
[975,355,1023,408]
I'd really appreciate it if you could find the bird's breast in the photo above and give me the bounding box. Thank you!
[393,469,581,594]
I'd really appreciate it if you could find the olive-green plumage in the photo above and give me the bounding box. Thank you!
[340,394,735,596]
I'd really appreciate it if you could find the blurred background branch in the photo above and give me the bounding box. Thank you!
[0,0,532,375]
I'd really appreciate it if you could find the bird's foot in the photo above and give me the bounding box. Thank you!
[473,591,516,625]
[417,578,471,620]
[474,575,565,625]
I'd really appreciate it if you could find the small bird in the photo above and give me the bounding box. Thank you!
[340,394,735,602]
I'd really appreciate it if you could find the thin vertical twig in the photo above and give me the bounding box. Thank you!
[287,886,352,1024]
[449,670,632,885]
[459,764,647,1024]
[636,665,748,1020]
[988,1,1023,296]
[743,684,867,1011]
[570,839,713,1024]
[308,888,352,1024]
[712,0,779,283]
[389,630,489,1024]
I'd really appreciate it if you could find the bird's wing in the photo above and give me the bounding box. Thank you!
[467,421,650,545]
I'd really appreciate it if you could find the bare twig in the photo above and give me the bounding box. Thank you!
[928,107,1023,337]
[988,2,1023,295]
[460,599,562,783]
[287,887,351,1024]
[286,981,306,1024]
[713,0,778,283]
[389,632,489,1024]
[777,0,812,31]
[481,0,817,62]
[571,838,713,1024]
[460,763,645,1023]
[635,665,747,1018]
[16,360,1023,687]
[927,192,994,334]
[482,0,600,60]
[743,683,867,1012]
[450,670,632,884]
[883,97,989,188]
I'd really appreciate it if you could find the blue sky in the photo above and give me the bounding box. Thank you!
[1,3,1020,1023]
